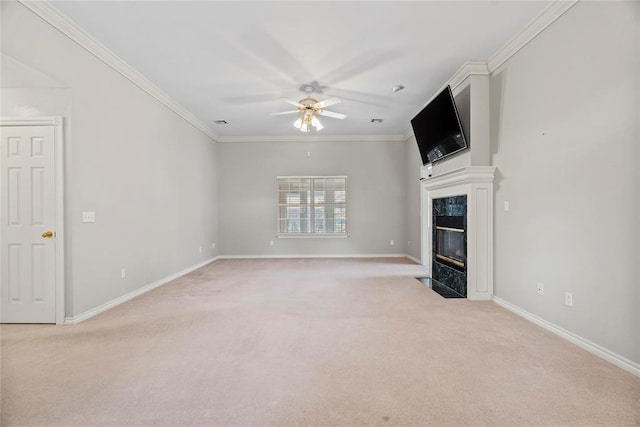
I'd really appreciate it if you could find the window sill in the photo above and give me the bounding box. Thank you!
[276,234,349,239]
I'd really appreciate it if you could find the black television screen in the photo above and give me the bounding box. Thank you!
[411,85,468,165]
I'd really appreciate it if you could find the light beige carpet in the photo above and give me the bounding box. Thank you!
[1,258,639,426]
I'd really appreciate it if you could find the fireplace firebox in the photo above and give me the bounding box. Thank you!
[432,195,467,298]
[435,215,466,272]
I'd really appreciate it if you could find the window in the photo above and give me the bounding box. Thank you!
[278,176,347,237]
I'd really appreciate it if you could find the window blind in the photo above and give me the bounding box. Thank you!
[277,176,347,236]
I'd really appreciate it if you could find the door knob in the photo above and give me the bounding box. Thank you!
[42,231,53,238]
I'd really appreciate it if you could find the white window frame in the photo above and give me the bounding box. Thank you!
[277,176,348,239]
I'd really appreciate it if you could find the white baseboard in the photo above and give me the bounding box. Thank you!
[64,257,219,325]
[406,254,423,265]
[217,253,410,259]
[492,296,640,378]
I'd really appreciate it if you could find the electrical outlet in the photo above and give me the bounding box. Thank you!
[82,211,96,223]
[269,240,274,247]
[564,292,573,307]
[211,242,216,249]
[199,247,202,254]
[537,283,544,296]
[390,239,394,246]
[504,201,510,212]
[120,268,126,279]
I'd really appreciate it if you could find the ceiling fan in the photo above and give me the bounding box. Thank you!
[271,85,347,132]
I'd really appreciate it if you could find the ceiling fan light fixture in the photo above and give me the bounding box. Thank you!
[275,95,346,132]
[311,116,324,131]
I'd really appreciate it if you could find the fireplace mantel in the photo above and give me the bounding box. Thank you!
[421,166,496,300]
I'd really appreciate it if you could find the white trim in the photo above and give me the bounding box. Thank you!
[277,176,348,238]
[276,234,349,239]
[493,296,640,378]
[421,166,496,301]
[420,166,497,190]
[487,1,579,72]
[0,117,62,127]
[410,1,579,138]
[406,254,423,265]
[217,254,410,260]
[403,130,415,142]
[16,1,218,142]
[64,257,218,325]
[15,1,579,144]
[216,134,409,144]
[1,116,66,325]
[413,62,490,120]
[17,0,408,145]
[53,118,65,325]
[448,62,490,93]
[276,175,348,179]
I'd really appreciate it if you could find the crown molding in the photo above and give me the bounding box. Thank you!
[17,0,578,144]
[215,134,410,144]
[487,0,580,72]
[404,130,415,142]
[418,61,489,111]
[417,2,579,116]
[14,1,413,145]
[448,62,490,92]
[17,0,219,142]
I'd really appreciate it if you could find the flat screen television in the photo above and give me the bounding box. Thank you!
[411,85,468,165]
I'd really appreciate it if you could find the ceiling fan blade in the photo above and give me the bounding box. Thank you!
[326,87,395,107]
[318,110,347,120]
[314,97,341,109]
[320,50,402,87]
[281,98,304,108]
[270,110,300,116]
[238,29,311,86]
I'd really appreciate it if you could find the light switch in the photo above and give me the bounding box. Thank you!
[503,201,510,212]
[82,211,96,223]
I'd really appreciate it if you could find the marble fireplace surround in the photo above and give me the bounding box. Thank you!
[420,166,496,300]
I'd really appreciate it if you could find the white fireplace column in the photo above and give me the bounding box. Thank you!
[421,166,496,301]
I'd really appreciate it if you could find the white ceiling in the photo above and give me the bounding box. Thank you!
[50,1,550,139]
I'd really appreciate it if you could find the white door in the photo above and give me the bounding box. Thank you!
[1,123,59,323]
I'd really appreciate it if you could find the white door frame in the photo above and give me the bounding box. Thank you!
[0,116,65,324]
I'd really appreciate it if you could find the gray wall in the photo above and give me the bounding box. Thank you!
[1,1,219,317]
[491,2,639,363]
[218,140,406,256]
[405,137,423,262]
[3,0,637,367]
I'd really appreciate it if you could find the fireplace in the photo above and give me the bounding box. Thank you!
[435,215,466,272]
[432,195,467,298]
[421,166,496,300]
